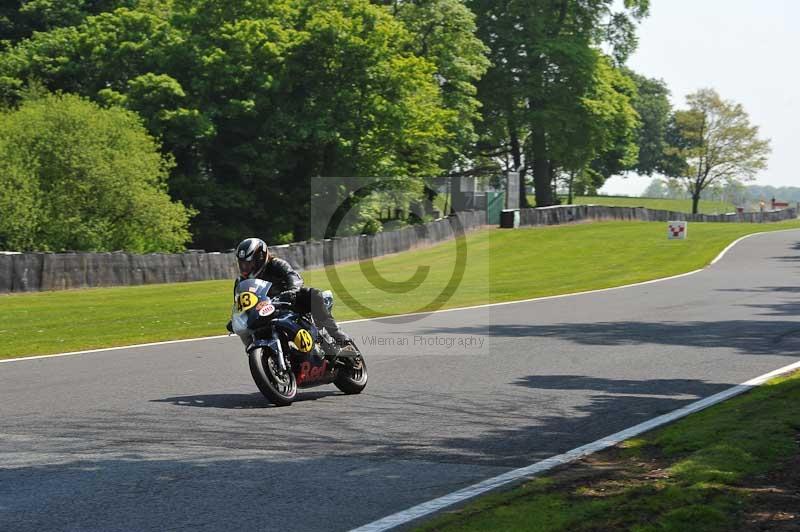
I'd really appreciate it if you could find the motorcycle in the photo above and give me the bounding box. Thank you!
[231,278,367,406]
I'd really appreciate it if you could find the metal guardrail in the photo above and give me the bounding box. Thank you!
[0,211,488,293]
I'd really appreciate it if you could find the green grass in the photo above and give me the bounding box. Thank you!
[2,220,800,359]
[416,370,800,532]
[526,195,737,214]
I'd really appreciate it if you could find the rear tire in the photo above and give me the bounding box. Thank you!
[334,346,368,395]
[249,348,297,406]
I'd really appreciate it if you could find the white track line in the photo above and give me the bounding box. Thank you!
[0,335,231,363]
[350,359,800,532]
[2,228,797,364]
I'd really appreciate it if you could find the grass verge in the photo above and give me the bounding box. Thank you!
[2,220,800,359]
[416,370,800,532]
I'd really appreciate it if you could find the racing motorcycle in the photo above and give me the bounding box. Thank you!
[231,278,367,406]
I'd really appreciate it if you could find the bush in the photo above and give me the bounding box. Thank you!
[0,92,194,252]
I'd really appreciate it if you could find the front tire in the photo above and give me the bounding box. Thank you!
[334,347,368,395]
[249,348,297,406]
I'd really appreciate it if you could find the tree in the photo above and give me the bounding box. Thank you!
[0,0,132,47]
[0,92,193,252]
[625,70,672,176]
[664,89,771,214]
[468,0,650,207]
[0,0,470,248]
[642,178,668,198]
[380,0,489,173]
[562,56,641,195]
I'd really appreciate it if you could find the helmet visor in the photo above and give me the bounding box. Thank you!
[238,259,254,277]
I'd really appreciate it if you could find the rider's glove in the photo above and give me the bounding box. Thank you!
[277,290,297,305]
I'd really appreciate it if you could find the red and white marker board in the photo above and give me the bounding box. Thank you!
[668,221,687,240]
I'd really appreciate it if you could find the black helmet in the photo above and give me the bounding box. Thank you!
[235,238,269,279]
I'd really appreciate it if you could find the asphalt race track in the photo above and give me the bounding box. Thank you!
[3,230,800,532]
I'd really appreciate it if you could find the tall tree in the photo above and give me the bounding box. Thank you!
[469,0,650,207]
[0,0,132,46]
[560,55,640,196]
[0,0,462,248]
[664,88,771,214]
[625,69,672,176]
[380,0,489,174]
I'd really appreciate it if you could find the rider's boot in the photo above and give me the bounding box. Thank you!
[326,320,351,345]
[315,315,352,361]
[309,288,351,356]
[320,316,351,346]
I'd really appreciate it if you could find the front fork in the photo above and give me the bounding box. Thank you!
[246,330,288,373]
[271,330,288,373]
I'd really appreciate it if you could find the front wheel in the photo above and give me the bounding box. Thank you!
[249,348,297,406]
[334,346,368,395]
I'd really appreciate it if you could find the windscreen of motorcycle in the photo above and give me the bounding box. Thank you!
[231,278,273,336]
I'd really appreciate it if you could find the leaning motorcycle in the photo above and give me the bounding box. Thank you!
[231,278,367,406]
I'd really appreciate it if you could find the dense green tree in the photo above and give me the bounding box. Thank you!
[560,55,640,196]
[253,0,456,240]
[625,70,672,176]
[664,89,771,214]
[0,0,132,47]
[380,0,490,173]
[0,0,468,248]
[469,0,649,207]
[0,92,193,252]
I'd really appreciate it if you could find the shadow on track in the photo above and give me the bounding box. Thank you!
[358,375,733,468]
[513,374,724,396]
[152,390,340,409]
[771,239,800,261]
[717,286,800,293]
[0,454,407,532]
[419,319,800,355]
[716,285,800,317]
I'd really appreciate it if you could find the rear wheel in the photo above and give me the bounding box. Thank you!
[249,348,297,406]
[334,345,368,395]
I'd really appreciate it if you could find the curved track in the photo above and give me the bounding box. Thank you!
[2,230,800,531]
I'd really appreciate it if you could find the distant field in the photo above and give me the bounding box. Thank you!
[2,220,800,359]
[525,195,737,214]
[571,195,736,214]
[434,193,736,216]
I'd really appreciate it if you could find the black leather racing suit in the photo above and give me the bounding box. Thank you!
[232,257,348,343]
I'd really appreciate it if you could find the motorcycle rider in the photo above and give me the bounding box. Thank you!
[227,238,351,347]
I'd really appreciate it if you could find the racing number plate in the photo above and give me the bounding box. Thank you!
[236,291,258,312]
[294,329,314,352]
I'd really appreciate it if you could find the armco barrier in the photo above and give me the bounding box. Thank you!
[3,206,791,294]
[517,205,797,227]
[0,255,12,293]
[0,210,487,293]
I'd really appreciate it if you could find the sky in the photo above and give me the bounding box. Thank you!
[599,0,799,196]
